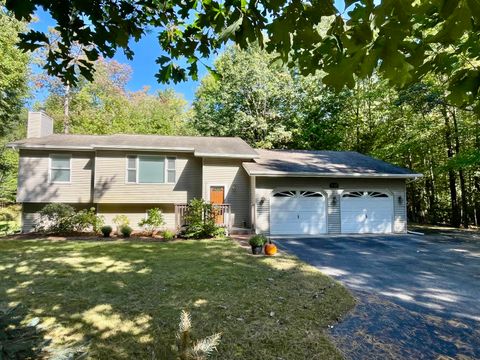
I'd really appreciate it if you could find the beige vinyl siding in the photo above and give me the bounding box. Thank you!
[21,203,92,233]
[94,151,202,203]
[393,189,407,232]
[97,203,175,231]
[27,112,53,138]
[17,150,94,203]
[255,177,407,234]
[202,158,251,227]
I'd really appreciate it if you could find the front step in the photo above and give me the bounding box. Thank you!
[229,227,253,235]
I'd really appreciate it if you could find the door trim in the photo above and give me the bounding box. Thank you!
[206,183,227,202]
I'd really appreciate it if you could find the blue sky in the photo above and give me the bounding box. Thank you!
[31,1,347,106]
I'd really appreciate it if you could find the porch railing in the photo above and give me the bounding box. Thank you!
[174,203,232,235]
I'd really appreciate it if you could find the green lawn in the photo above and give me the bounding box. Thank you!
[0,237,354,359]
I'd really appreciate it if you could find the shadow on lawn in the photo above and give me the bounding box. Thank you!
[0,239,352,359]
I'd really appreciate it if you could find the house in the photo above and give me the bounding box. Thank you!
[8,112,422,235]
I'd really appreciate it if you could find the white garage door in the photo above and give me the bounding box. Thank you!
[340,191,393,234]
[270,190,327,235]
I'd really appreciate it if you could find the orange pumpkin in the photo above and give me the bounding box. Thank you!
[264,241,277,256]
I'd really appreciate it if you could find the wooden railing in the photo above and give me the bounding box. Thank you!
[174,203,232,234]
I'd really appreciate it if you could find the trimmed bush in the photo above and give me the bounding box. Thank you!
[120,225,133,237]
[101,225,112,237]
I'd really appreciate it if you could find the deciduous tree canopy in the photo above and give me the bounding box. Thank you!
[5,0,480,108]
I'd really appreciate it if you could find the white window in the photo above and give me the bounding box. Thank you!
[167,157,176,183]
[126,155,176,184]
[50,154,71,183]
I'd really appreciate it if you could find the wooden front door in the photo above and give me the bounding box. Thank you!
[210,186,225,224]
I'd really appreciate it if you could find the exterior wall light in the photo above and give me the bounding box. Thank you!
[331,195,337,206]
[259,196,266,205]
[398,196,403,205]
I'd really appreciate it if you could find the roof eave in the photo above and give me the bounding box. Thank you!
[242,167,423,179]
[195,152,259,159]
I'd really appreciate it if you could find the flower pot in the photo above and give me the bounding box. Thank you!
[251,246,263,255]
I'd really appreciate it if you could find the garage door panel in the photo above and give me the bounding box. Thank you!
[270,190,326,235]
[341,192,393,234]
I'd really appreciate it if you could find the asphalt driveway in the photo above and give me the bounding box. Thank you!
[276,232,480,359]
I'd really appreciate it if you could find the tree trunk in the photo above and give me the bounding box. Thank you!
[63,83,71,134]
[441,106,460,227]
[450,109,469,227]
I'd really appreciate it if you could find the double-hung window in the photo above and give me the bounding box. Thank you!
[50,154,71,183]
[126,155,176,184]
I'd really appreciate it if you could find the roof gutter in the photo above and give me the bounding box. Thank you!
[242,166,423,179]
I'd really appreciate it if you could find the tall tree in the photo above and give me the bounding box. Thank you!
[0,6,29,203]
[6,0,480,109]
[193,45,297,148]
[40,58,193,136]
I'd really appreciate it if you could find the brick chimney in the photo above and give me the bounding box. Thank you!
[27,111,54,138]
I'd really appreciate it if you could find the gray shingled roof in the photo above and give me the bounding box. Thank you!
[242,149,422,178]
[9,134,259,159]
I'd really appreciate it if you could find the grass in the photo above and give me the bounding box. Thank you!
[0,237,354,359]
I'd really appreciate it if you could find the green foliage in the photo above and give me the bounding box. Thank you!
[193,45,296,148]
[183,199,220,239]
[139,208,165,236]
[7,0,480,109]
[37,204,104,234]
[248,234,267,247]
[120,225,133,238]
[71,207,105,233]
[174,310,221,360]
[113,214,130,228]
[38,58,193,135]
[101,225,112,237]
[0,304,46,359]
[37,203,76,233]
[0,7,29,138]
[162,229,175,241]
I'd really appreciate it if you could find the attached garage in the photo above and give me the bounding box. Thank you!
[340,191,393,234]
[244,149,422,236]
[270,190,327,235]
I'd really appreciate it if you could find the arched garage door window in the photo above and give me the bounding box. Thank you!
[270,190,326,235]
[340,191,393,234]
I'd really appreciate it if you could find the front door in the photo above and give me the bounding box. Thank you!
[210,186,225,224]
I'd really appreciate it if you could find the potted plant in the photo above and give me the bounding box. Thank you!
[101,225,112,238]
[249,234,267,255]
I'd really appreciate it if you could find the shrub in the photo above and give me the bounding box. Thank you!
[249,234,267,247]
[183,198,220,239]
[162,229,175,241]
[101,225,112,237]
[113,214,130,227]
[120,225,133,237]
[71,207,105,233]
[138,208,165,236]
[36,204,104,234]
[36,203,76,233]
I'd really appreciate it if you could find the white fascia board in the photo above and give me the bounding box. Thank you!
[195,152,259,159]
[92,145,194,152]
[242,166,423,179]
